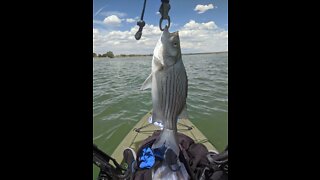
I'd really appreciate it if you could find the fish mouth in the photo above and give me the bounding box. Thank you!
[162,26,179,35]
[162,26,170,37]
[163,25,169,32]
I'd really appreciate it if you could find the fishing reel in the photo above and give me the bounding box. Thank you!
[198,147,228,180]
[93,144,132,180]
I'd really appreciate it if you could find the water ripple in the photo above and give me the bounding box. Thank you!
[93,53,228,152]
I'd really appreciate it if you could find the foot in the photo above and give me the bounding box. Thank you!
[123,148,137,173]
[164,148,181,171]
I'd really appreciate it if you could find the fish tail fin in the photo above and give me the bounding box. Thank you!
[152,128,180,156]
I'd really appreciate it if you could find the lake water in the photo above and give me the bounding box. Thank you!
[93,53,228,178]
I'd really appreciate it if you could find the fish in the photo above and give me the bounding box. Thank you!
[141,26,188,179]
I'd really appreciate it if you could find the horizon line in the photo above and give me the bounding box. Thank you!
[94,51,228,56]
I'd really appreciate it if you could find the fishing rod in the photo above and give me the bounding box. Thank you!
[93,144,130,180]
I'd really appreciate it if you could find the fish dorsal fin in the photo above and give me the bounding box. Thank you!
[178,104,188,120]
[140,73,152,90]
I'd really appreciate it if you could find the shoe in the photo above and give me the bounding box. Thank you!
[164,148,181,171]
[123,148,137,172]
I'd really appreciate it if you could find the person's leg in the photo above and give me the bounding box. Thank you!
[123,148,137,176]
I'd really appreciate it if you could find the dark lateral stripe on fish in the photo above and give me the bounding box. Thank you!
[162,78,166,122]
[170,70,177,128]
[165,75,170,121]
[164,74,171,128]
[160,75,165,121]
[170,67,175,122]
[175,70,186,128]
[173,69,179,123]
[161,67,186,129]
[170,69,176,123]
[166,74,171,122]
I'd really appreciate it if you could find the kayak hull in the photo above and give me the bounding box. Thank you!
[111,111,218,163]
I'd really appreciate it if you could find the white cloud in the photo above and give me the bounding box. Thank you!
[194,4,216,14]
[183,20,218,30]
[93,20,227,54]
[93,24,162,55]
[93,28,104,48]
[179,20,227,53]
[100,11,127,18]
[103,15,122,26]
[126,18,136,23]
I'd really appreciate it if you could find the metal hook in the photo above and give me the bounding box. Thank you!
[159,17,170,31]
[159,2,171,31]
[135,20,145,40]
[135,0,147,40]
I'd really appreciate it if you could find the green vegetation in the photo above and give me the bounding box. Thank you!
[114,54,153,57]
[93,51,152,58]
[93,51,228,59]
[94,51,115,58]
[105,51,114,58]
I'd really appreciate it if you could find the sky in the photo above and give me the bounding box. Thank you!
[93,0,228,55]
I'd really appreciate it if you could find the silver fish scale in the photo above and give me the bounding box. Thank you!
[152,60,187,130]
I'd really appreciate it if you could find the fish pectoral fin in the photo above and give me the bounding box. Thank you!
[178,104,188,120]
[153,56,164,71]
[140,73,152,90]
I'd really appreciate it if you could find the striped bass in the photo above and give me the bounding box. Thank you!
[141,26,188,179]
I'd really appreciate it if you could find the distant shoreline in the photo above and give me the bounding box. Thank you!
[94,51,228,58]
[182,51,228,56]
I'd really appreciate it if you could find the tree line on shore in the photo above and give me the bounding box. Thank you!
[93,51,114,58]
[93,51,227,58]
[93,51,153,58]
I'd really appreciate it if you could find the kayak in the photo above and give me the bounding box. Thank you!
[111,111,218,164]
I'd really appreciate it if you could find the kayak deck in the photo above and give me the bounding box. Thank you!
[111,111,218,163]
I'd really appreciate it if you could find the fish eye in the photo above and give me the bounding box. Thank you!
[173,42,178,47]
